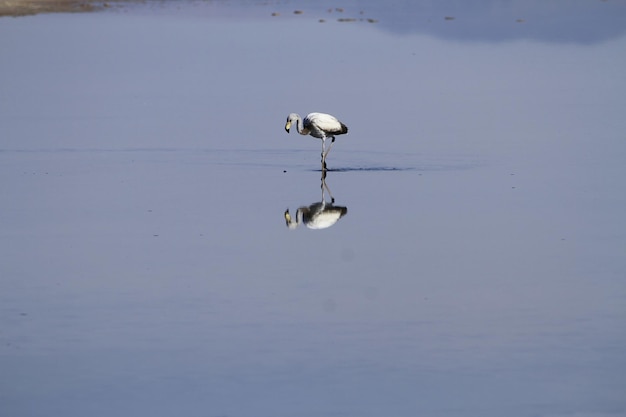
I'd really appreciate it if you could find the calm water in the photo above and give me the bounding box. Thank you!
[1,1,625,417]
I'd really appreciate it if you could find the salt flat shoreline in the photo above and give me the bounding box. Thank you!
[0,0,117,17]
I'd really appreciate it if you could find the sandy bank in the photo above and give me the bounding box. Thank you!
[0,0,114,17]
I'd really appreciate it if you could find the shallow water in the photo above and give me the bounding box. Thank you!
[1,2,626,417]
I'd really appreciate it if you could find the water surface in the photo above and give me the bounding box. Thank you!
[1,2,625,417]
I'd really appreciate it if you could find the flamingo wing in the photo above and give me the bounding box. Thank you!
[304,113,347,137]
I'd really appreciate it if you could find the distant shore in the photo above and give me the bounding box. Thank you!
[0,0,113,17]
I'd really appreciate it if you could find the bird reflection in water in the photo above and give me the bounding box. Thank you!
[284,170,348,230]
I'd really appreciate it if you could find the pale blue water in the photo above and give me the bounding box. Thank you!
[1,2,625,417]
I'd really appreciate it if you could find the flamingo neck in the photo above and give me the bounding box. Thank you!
[295,116,309,135]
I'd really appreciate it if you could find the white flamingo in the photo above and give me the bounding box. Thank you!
[285,112,348,170]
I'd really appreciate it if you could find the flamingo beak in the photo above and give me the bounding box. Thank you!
[285,121,291,132]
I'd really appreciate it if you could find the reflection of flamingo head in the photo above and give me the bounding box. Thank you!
[284,209,299,230]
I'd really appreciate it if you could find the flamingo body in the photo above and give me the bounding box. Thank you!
[284,112,348,169]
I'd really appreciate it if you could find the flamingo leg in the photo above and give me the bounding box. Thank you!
[321,136,335,171]
[323,136,335,159]
[321,137,327,171]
